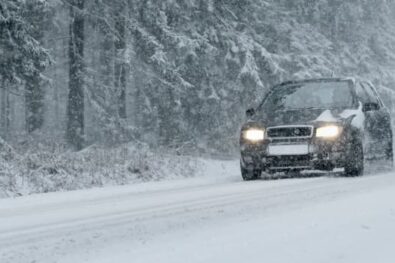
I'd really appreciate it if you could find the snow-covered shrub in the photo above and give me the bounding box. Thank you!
[0,142,199,198]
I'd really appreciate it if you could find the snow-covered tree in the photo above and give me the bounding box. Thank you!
[2,0,395,153]
[0,0,50,136]
[66,0,85,150]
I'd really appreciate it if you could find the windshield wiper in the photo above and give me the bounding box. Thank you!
[285,107,326,110]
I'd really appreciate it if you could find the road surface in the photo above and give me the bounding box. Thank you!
[1,160,395,263]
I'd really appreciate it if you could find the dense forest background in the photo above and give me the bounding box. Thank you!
[2,0,395,155]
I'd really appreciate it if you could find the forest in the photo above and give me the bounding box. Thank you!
[2,0,395,195]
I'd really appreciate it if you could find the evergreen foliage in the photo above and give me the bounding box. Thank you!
[1,0,395,153]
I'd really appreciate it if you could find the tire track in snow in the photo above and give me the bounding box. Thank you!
[1,173,392,250]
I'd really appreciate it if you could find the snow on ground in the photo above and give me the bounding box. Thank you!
[0,143,218,198]
[1,158,395,263]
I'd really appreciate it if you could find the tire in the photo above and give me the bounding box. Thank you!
[240,161,261,181]
[344,140,364,177]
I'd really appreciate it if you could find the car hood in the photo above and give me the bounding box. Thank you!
[249,106,363,128]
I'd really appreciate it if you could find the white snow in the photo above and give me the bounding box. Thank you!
[313,104,365,130]
[316,109,339,122]
[1,159,395,263]
[0,144,205,198]
[340,102,365,129]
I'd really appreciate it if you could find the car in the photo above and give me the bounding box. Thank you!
[240,78,393,180]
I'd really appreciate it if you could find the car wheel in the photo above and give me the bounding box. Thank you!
[240,161,261,181]
[344,140,364,177]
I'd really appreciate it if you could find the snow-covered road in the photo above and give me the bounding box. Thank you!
[1,160,395,263]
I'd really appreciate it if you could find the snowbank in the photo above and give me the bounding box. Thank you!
[0,142,234,199]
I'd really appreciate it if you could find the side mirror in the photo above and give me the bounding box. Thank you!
[362,102,380,112]
[246,108,255,118]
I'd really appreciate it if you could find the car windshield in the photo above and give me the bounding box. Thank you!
[260,81,354,111]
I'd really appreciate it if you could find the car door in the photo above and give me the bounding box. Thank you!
[361,82,392,159]
[355,82,374,158]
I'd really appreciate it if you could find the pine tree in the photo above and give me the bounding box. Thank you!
[0,0,50,137]
[24,0,47,133]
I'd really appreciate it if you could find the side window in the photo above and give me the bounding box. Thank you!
[361,82,380,105]
[355,82,369,104]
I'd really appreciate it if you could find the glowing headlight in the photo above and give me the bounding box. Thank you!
[316,126,341,138]
[243,129,265,142]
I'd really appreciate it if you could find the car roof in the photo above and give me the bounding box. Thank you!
[274,77,356,88]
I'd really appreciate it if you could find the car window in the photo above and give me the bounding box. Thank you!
[259,81,354,111]
[355,82,370,104]
[362,82,381,106]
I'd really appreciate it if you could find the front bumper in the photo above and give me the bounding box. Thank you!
[240,139,347,172]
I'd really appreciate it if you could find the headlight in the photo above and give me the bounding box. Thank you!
[243,128,265,142]
[316,125,341,138]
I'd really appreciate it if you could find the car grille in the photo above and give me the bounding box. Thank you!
[267,126,313,139]
[267,155,312,169]
[268,155,310,167]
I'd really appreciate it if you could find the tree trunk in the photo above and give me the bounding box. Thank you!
[66,0,85,150]
[24,0,46,134]
[25,74,44,133]
[6,88,10,133]
[114,2,127,120]
[0,82,10,139]
[53,66,60,132]
[0,79,7,138]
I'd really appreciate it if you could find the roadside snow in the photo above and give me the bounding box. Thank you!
[0,143,238,198]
